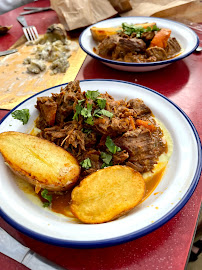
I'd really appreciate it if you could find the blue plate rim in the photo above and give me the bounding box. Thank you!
[0,79,201,248]
[79,16,200,67]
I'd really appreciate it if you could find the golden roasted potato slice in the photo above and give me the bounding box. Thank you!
[70,165,146,224]
[90,26,121,42]
[0,131,80,192]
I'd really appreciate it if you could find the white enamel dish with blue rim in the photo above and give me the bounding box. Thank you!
[79,17,199,72]
[0,80,201,248]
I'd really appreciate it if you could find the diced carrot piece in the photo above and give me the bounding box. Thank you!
[129,116,136,130]
[136,119,156,132]
[149,28,171,48]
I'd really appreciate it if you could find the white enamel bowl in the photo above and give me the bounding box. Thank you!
[79,17,199,72]
[0,80,201,248]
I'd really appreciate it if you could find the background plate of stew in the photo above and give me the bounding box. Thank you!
[0,79,201,248]
[79,17,199,72]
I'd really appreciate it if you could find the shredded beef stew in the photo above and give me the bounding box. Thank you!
[35,80,167,178]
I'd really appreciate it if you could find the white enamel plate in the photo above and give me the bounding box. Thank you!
[79,17,199,72]
[0,80,201,248]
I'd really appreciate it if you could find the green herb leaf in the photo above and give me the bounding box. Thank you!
[81,107,89,118]
[78,99,85,105]
[101,161,113,168]
[41,189,52,207]
[122,22,160,37]
[93,109,113,119]
[11,109,30,125]
[93,108,103,118]
[100,109,113,118]
[85,90,100,101]
[73,104,82,121]
[151,25,160,31]
[105,136,121,154]
[80,158,91,169]
[101,152,112,165]
[96,98,106,109]
[43,202,51,207]
[85,116,94,125]
[81,103,93,118]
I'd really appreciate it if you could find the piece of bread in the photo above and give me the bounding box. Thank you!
[70,165,146,224]
[0,131,80,192]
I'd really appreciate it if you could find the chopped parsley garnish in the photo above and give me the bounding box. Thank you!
[96,98,106,109]
[101,152,112,165]
[80,158,92,169]
[105,136,121,154]
[93,109,103,118]
[100,109,113,118]
[81,103,93,118]
[78,99,85,105]
[93,109,113,119]
[101,162,113,169]
[72,90,113,125]
[41,189,52,207]
[73,103,82,121]
[122,23,160,38]
[85,90,100,100]
[11,109,30,125]
[85,116,94,126]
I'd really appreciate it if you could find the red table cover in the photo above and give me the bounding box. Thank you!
[0,1,202,269]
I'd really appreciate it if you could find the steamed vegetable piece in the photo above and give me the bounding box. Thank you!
[149,28,171,48]
[136,119,156,132]
[0,131,80,192]
[70,165,146,224]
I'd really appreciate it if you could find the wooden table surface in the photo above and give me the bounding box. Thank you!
[0,1,202,269]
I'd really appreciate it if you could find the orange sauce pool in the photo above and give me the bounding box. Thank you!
[143,167,166,201]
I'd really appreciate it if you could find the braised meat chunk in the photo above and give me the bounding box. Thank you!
[96,35,120,58]
[36,96,57,128]
[165,37,181,57]
[115,127,166,173]
[146,47,167,61]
